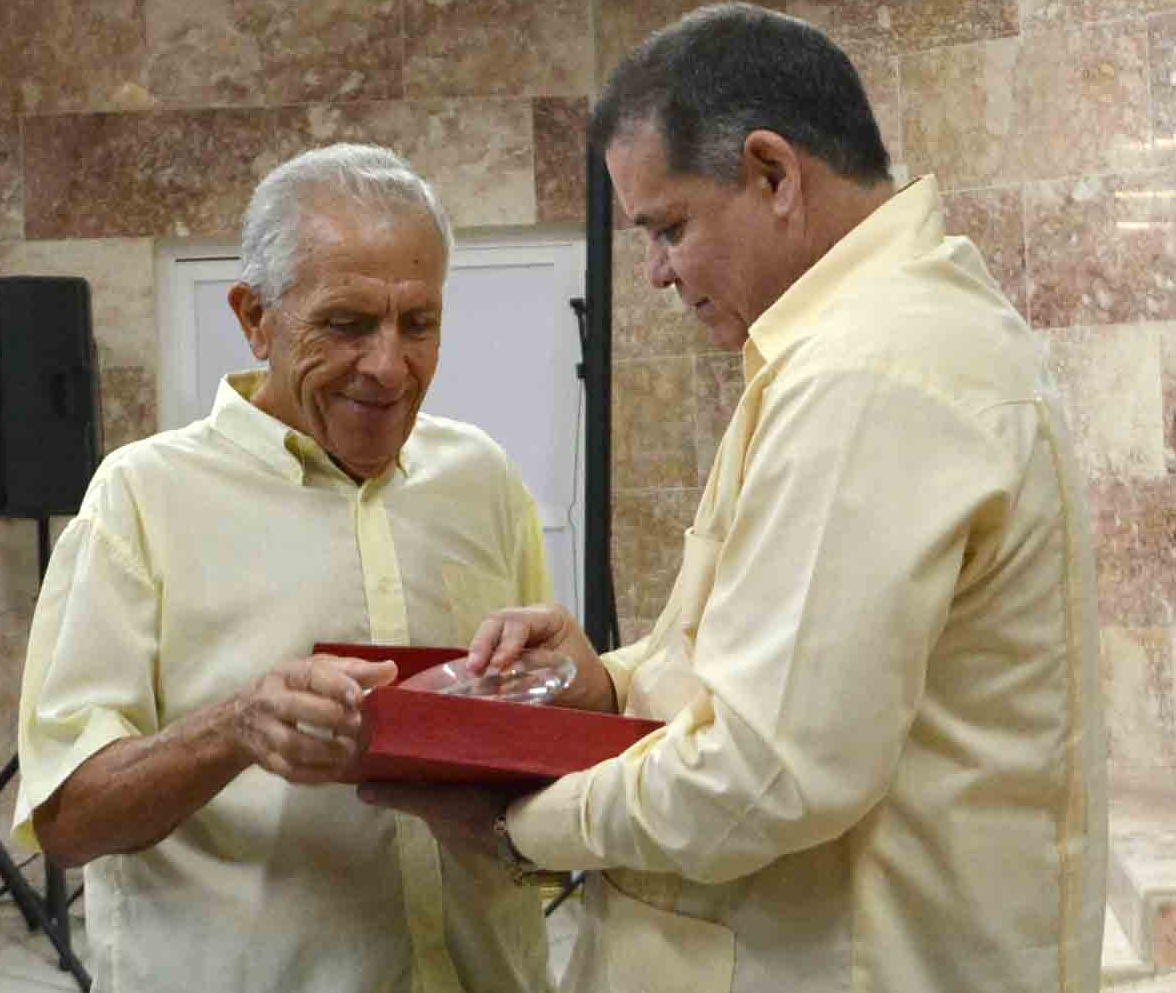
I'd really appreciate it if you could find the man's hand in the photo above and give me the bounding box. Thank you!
[356,782,528,859]
[230,653,399,784]
[467,605,618,713]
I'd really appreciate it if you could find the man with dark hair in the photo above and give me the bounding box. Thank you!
[365,6,1107,993]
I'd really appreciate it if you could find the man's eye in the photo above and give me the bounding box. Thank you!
[656,222,684,246]
[406,316,440,336]
[327,316,376,334]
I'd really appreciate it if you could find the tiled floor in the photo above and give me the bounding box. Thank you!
[0,861,581,992]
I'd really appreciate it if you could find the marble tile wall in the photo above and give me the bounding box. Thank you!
[0,0,1172,798]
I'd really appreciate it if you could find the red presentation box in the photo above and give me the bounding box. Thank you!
[315,642,663,786]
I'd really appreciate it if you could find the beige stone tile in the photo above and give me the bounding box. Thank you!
[1151,10,1176,158]
[102,366,159,455]
[1025,172,1176,329]
[1088,477,1176,626]
[1101,626,1176,781]
[942,186,1027,317]
[0,0,149,115]
[140,0,405,109]
[902,22,1150,191]
[0,239,157,371]
[618,617,657,644]
[302,100,535,229]
[612,228,710,360]
[246,0,404,106]
[1045,324,1168,479]
[142,0,263,109]
[1163,324,1176,471]
[404,0,591,98]
[534,98,589,225]
[693,353,744,487]
[790,0,1017,53]
[842,45,903,173]
[1022,0,1176,31]
[596,0,718,81]
[612,357,698,491]
[0,119,19,242]
[611,487,700,620]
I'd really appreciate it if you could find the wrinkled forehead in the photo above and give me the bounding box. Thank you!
[287,200,448,293]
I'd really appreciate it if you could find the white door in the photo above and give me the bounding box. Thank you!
[159,235,586,621]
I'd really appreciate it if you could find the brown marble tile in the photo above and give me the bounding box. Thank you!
[23,100,545,240]
[1100,626,1176,781]
[1157,900,1176,969]
[0,118,20,241]
[903,23,1150,191]
[612,227,711,361]
[101,366,159,455]
[1089,477,1176,626]
[1046,325,1168,479]
[694,353,744,487]
[404,0,591,98]
[613,357,699,491]
[1025,172,1176,329]
[611,487,700,620]
[1163,324,1176,471]
[789,0,1016,53]
[303,100,536,228]
[0,0,149,115]
[0,238,157,372]
[942,186,1027,318]
[23,107,301,240]
[534,98,589,225]
[1023,0,1176,32]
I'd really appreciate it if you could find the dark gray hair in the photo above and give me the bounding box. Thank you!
[240,143,453,306]
[589,3,890,185]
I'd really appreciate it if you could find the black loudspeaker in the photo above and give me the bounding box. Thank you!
[0,276,102,518]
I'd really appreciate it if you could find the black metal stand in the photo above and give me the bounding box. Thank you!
[0,517,91,990]
[582,146,620,655]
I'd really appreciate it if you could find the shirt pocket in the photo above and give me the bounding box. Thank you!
[598,872,735,993]
[440,563,518,645]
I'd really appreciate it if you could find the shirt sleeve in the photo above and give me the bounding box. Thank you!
[508,362,1024,883]
[507,478,554,606]
[13,468,161,850]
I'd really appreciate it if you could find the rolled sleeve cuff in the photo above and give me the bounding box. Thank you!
[504,768,610,872]
[12,708,139,851]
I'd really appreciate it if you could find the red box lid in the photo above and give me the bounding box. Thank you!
[315,643,663,785]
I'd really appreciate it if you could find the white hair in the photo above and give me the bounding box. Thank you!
[240,143,454,306]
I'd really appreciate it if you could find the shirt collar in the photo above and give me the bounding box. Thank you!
[208,371,410,487]
[743,174,945,381]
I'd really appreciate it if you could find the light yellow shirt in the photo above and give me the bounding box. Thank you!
[15,372,554,993]
[508,177,1107,993]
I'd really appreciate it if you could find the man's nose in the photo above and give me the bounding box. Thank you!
[358,322,409,385]
[646,240,675,289]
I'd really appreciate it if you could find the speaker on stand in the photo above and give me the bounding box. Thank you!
[0,275,101,991]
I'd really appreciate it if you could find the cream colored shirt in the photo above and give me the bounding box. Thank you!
[15,372,554,993]
[508,177,1107,993]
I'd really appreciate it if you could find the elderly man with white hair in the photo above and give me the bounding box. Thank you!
[14,143,554,993]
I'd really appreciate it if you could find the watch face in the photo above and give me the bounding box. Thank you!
[398,651,577,705]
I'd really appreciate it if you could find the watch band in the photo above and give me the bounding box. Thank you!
[493,813,539,884]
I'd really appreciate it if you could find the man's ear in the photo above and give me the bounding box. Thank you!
[228,282,272,361]
[743,130,802,218]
